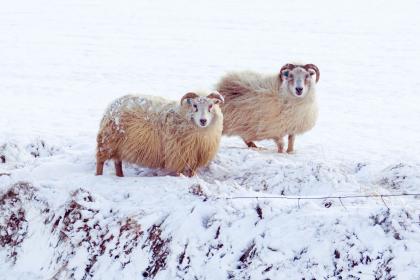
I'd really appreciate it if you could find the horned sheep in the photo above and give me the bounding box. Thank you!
[96,91,224,177]
[216,63,320,153]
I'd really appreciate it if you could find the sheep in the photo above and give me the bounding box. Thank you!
[95,91,224,177]
[216,63,320,153]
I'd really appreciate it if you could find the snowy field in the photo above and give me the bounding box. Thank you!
[1,0,420,279]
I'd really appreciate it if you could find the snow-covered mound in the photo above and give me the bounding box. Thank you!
[0,139,419,279]
[1,0,420,279]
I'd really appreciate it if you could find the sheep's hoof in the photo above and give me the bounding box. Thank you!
[245,141,258,148]
[286,149,294,154]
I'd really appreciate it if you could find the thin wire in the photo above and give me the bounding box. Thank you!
[224,193,420,200]
[223,192,420,217]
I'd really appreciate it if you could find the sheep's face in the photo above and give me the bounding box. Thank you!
[281,67,315,98]
[181,91,224,128]
[186,97,219,128]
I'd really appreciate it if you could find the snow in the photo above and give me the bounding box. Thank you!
[1,0,420,279]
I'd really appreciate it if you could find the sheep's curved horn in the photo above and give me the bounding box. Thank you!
[304,64,320,83]
[180,92,199,105]
[280,63,296,81]
[207,91,224,104]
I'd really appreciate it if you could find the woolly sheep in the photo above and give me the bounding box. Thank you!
[216,63,320,153]
[96,91,224,177]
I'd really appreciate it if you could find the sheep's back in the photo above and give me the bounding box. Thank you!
[217,71,265,101]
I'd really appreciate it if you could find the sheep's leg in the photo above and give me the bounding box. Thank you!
[96,161,105,176]
[274,137,285,153]
[114,160,124,177]
[244,140,258,148]
[286,134,295,153]
[96,149,107,175]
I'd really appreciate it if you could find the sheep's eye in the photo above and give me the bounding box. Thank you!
[208,104,213,112]
[305,74,309,79]
[193,104,198,112]
[289,74,294,79]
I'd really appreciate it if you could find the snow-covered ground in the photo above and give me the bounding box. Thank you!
[1,0,420,279]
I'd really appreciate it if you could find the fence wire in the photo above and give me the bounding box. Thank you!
[222,192,420,213]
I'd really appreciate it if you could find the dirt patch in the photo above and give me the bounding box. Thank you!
[142,223,171,279]
[0,182,36,263]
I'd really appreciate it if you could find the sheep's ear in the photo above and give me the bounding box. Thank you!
[280,63,296,81]
[181,98,192,106]
[280,70,289,82]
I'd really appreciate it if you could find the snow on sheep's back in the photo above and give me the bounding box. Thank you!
[1,0,420,279]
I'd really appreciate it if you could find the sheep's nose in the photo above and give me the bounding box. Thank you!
[200,119,207,126]
[295,87,303,95]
